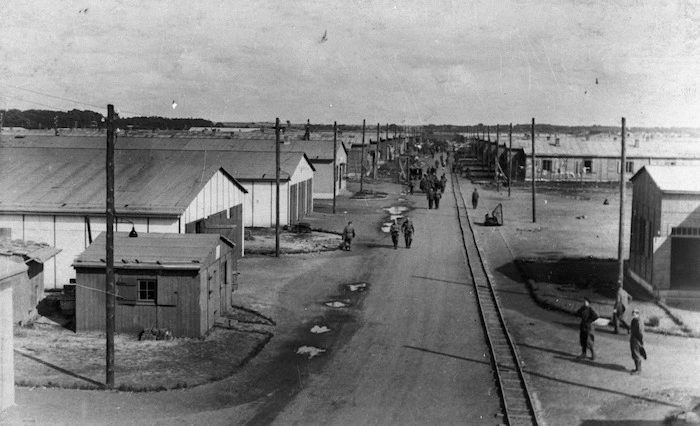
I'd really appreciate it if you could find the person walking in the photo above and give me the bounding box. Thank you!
[342,221,356,251]
[440,174,447,193]
[612,282,633,334]
[402,217,414,248]
[576,298,599,360]
[389,219,400,249]
[630,308,646,375]
[472,188,479,209]
[427,188,435,209]
[434,189,442,209]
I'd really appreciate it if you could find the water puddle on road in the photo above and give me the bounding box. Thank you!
[310,325,331,334]
[325,301,350,308]
[346,282,367,292]
[296,346,326,359]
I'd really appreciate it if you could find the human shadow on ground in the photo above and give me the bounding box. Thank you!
[519,342,629,372]
[403,345,491,367]
[554,355,629,372]
[579,421,662,425]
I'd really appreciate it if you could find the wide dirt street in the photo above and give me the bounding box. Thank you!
[3,172,503,425]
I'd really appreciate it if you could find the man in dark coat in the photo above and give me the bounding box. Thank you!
[426,188,435,209]
[342,221,356,251]
[472,188,479,209]
[630,308,646,375]
[434,189,442,209]
[389,220,400,249]
[576,298,599,360]
[402,217,414,248]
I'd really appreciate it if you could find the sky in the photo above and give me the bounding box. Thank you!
[1,0,699,127]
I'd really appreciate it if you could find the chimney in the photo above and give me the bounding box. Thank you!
[634,138,639,148]
[555,137,560,146]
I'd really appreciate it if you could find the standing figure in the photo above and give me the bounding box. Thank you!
[630,309,646,375]
[427,188,435,209]
[612,282,633,334]
[471,188,479,209]
[440,174,447,193]
[402,217,414,248]
[576,298,599,360]
[342,221,356,251]
[389,220,400,249]
[434,190,442,209]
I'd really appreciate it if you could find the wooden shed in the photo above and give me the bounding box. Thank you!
[628,165,700,299]
[0,258,24,410]
[73,232,236,338]
[0,236,61,324]
[0,141,247,289]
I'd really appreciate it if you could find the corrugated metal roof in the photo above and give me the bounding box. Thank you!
[0,147,247,215]
[503,133,700,159]
[0,238,61,263]
[0,135,342,160]
[631,165,700,194]
[73,232,231,269]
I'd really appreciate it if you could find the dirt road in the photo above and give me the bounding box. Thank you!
[4,178,502,425]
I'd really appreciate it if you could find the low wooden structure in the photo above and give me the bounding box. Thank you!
[0,237,60,324]
[73,232,236,338]
[0,258,25,409]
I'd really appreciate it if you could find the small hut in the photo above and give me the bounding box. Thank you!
[73,232,236,338]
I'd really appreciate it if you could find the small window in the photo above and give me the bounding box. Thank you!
[583,159,593,174]
[625,161,634,173]
[138,279,157,302]
[541,160,553,172]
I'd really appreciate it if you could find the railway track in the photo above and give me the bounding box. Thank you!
[450,171,541,426]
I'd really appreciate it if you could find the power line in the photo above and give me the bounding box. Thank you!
[0,94,66,111]
[0,81,146,116]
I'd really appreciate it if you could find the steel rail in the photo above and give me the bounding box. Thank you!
[450,169,541,426]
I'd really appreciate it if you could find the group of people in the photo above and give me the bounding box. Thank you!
[389,217,415,249]
[576,283,646,375]
[419,168,447,209]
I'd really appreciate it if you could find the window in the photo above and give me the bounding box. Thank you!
[223,261,229,284]
[625,161,634,173]
[583,159,593,174]
[138,279,157,302]
[541,159,553,172]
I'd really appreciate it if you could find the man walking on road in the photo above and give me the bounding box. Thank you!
[630,308,646,375]
[389,219,400,249]
[576,298,599,360]
[472,188,479,209]
[402,217,414,248]
[343,221,356,251]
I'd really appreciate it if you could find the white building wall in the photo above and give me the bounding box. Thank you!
[183,170,245,226]
[0,214,180,289]
[243,181,290,227]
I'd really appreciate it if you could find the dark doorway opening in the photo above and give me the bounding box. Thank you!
[671,237,700,289]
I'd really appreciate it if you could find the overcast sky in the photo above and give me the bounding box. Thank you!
[1,0,699,127]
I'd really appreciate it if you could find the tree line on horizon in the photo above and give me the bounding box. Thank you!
[0,109,213,131]
[1,109,696,136]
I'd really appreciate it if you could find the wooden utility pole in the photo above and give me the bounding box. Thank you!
[374,123,379,180]
[333,121,337,214]
[275,118,280,257]
[508,123,512,197]
[360,120,366,191]
[531,118,536,223]
[618,117,626,285]
[105,104,115,388]
[495,124,500,191]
